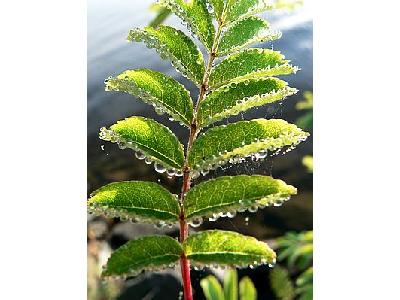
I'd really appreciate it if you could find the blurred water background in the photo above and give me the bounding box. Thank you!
[88,1,312,299]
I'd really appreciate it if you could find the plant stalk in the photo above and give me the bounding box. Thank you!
[178,21,224,300]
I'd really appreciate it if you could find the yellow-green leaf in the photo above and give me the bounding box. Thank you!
[127,25,205,84]
[225,0,274,23]
[209,48,297,89]
[198,77,297,128]
[159,0,215,49]
[218,16,281,56]
[105,69,193,126]
[100,116,185,170]
[224,269,239,300]
[87,181,180,224]
[188,119,308,173]
[239,277,257,300]
[184,175,297,221]
[184,230,276,268]
[102,236,182,278]
[201,276,225,300]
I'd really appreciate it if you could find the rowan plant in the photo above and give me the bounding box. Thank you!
[87,1,309,299]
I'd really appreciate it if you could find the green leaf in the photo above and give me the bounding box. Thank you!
[209,49,297,89]
[183,230,276,267]
[198,77,297,127]
[188,119,308,173]
[224,0,274,23]
[270,266,295,300]
[239,277,257,300]
[87,181,180,224]
[184,175,297,221]
[159,0,215,49]
[105,69,193,126]
[127,25,205,84]
[207,0,225,20]
[218,17,281,56]
[201,276,225,300]
[100,116,185,171]
[224,269,238,300]
[102,236,182,277]
[149,7,172,28]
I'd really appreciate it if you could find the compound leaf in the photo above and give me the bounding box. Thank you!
[184,175,297,221]
[159,0,215,49]
[209,49,297,89]
[100,116,184,170]
[87,181,180,224]
[201,276,225,300]
[239,277,257,300]
[198,77,297,127]
[183,230,276,267]
[188,119,308,173]
[218,16,281,56]
[105,69,193,126]
[102,236,182,277]
[224,270,238,300]
[128,25,205,84]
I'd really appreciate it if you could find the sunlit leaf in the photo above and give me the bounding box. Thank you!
[127,25,205,84]
[198,77,297,127]
[159,0,215,49]
[224,0,274,23]
[207,0,225,20]
[209,49,297,88]
[201,276,224,300]
[184,175,297,221]
[87,181,180,224]
[149,7,172,28]
[239,277,257,300]
[224,269,238,300]
[270,265,295,300]
[105,69,193,126]
[102,236,182,277]
[188,119,308,173]
[100,116,185,170]
[183,230,276,267]
[218,16,281,56]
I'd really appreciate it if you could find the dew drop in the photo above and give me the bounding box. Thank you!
[248,205,258,213]
[144,157,152,165]
[189,217,203,228]
[227,211,236,218]
[135,150,146,160]
[245,217,249,225]
[154,163,166,174]
[167,169,176,177]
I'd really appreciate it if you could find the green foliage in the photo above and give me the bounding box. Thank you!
[201,276,225,300]
[106,69,193,126]
[102,236,182,278]
[296,91,313,130]
[149,6,171,28]
[88,181,180,224]
[218,17,281,56]
[184,175,297,221]
[100,116,185,170]
[188,119,308,172]
[198,77,297,127]
[200,270,256,300]
[239,277,257,300]
[224,270,238,300]
[209,49,297,89]
[271,231,313,300]
[158,0,215,50]
[270,266,295,300]
[184,230,276,268]
[90,0,309,296]
[302,155,313,173]
[127,25,205,84]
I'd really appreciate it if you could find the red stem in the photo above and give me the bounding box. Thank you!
[178,21,224,300]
